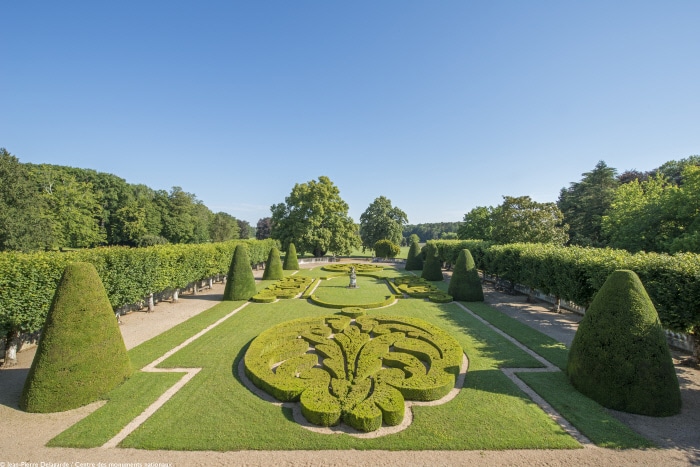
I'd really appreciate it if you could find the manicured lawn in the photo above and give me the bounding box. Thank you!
[49,265,652,451]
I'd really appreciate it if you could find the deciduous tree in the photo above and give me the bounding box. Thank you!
[359,196,408,253]
[270,176,359,257]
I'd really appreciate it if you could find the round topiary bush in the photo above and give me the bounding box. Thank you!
[20,262,132,413]
[404,240,423,271]
[374,239,400,259]
[448,249,484,301]
[421,243,443,281]
[567,270,681,416]
[223,244,257,301]
[283,242,300,270]
[262,247,284,280]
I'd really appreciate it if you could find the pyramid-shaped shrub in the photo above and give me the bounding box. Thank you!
[20,262,132,413]
[567,269,681,416]
[448,249,484,301]
[223,244,257,300]
[262,246,284,280]
[404,240,423,271]
[283,242,299,270]
[421,243,443,281]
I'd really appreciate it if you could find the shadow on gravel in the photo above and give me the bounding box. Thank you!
[0,367,28,409]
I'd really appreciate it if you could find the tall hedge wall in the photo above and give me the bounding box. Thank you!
[430,240,700,344]
[0,239,278,341]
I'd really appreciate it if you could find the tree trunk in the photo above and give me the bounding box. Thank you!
[148,293,155,312]
[208,278,213,289]
[193,281,199,295]
[173,289,179,302]
[693,326,700,365]
[2,329,22,368]
[527,287,535,303]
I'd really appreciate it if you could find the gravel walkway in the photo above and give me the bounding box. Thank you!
[1,263,698,466]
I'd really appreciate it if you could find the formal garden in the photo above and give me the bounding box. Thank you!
[18,241,680,453]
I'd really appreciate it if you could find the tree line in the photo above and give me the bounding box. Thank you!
[0,148,254,252]
[459,156,700,254]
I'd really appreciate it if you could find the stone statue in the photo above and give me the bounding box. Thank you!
[348,266,358,288]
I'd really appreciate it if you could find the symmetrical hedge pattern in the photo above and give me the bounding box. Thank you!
[321,263,386,274]
[244,314,463,432]
[252,276,314,303]
[394,276,449,300]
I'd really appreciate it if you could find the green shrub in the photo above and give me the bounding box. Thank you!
[374,239,400,259]
[283,242,300,270]
[262,247,284,280]
[20,263,132,413]
[223,244,256,301]
[428,293,453,303]
[404,240,423,271]
[421,242,443,281]
[567,270,681,416]
[448,249,484,301]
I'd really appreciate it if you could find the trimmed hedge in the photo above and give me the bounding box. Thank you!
[283,242,299,270]
[448,249,484,302]
[321,263,385,274]
[567,270,681,416]
[421,242,443,281]
[309,294,396,310]
[404,240,423,271]
[262,247,284,280]
[223,244,257,301]
[244,314,462,432]
[374,239,400,259]
[0,239,278,347]
[430,240,700,354]
[20,263,132,412]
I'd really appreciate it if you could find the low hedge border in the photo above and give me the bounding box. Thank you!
[309,294,396,310]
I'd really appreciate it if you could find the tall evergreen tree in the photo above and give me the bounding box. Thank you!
[558,161,619,247]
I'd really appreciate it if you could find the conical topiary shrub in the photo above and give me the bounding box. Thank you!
[567,270,681,416]
[283,242,299,270]
[223,244,257,300]
[405,240,423,271]
[421,242,443,281]
[20,262,132,413]
[262,246,284,280]
[448,249,484,301]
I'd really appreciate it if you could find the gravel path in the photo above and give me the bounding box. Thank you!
[1,263,698,466]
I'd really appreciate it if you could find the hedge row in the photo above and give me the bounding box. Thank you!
[428,240,700,337]
[0,239,278,338]
[244,314,462,432]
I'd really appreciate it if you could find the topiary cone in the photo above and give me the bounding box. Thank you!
[448,249,484,301]
[405,240,423,271]
[223,244,257,300]
[567,270,681,416]
[262,246,284,280]
[20,262,132,413]
[283,242,299,270]
[421,243,443,281]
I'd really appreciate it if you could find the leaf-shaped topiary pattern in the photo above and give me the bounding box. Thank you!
[244,314,463,432]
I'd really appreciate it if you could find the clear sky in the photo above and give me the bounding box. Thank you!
[2,1,699,225]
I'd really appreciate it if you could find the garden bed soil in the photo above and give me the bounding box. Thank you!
[1,261,698,466]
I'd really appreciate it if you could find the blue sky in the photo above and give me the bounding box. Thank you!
[2,1,699,225]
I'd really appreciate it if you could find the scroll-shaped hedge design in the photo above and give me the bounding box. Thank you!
[244,314,463,432]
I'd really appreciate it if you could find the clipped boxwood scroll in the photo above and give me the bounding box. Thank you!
[244,313,463,432]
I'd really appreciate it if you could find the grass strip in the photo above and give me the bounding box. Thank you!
[47,371,184,448]
[128,300,245,369]
[517,371,654,449]
[464,302,569,370]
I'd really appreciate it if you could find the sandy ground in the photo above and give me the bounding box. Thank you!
[1,262,698,466]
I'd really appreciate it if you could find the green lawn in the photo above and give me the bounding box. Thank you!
[49,264,652,451]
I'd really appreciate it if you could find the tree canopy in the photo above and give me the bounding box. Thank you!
[270,176,359,257]
[359,196,408,253]
[557,161,618,247]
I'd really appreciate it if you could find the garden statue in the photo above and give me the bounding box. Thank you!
[348,266,358,288]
